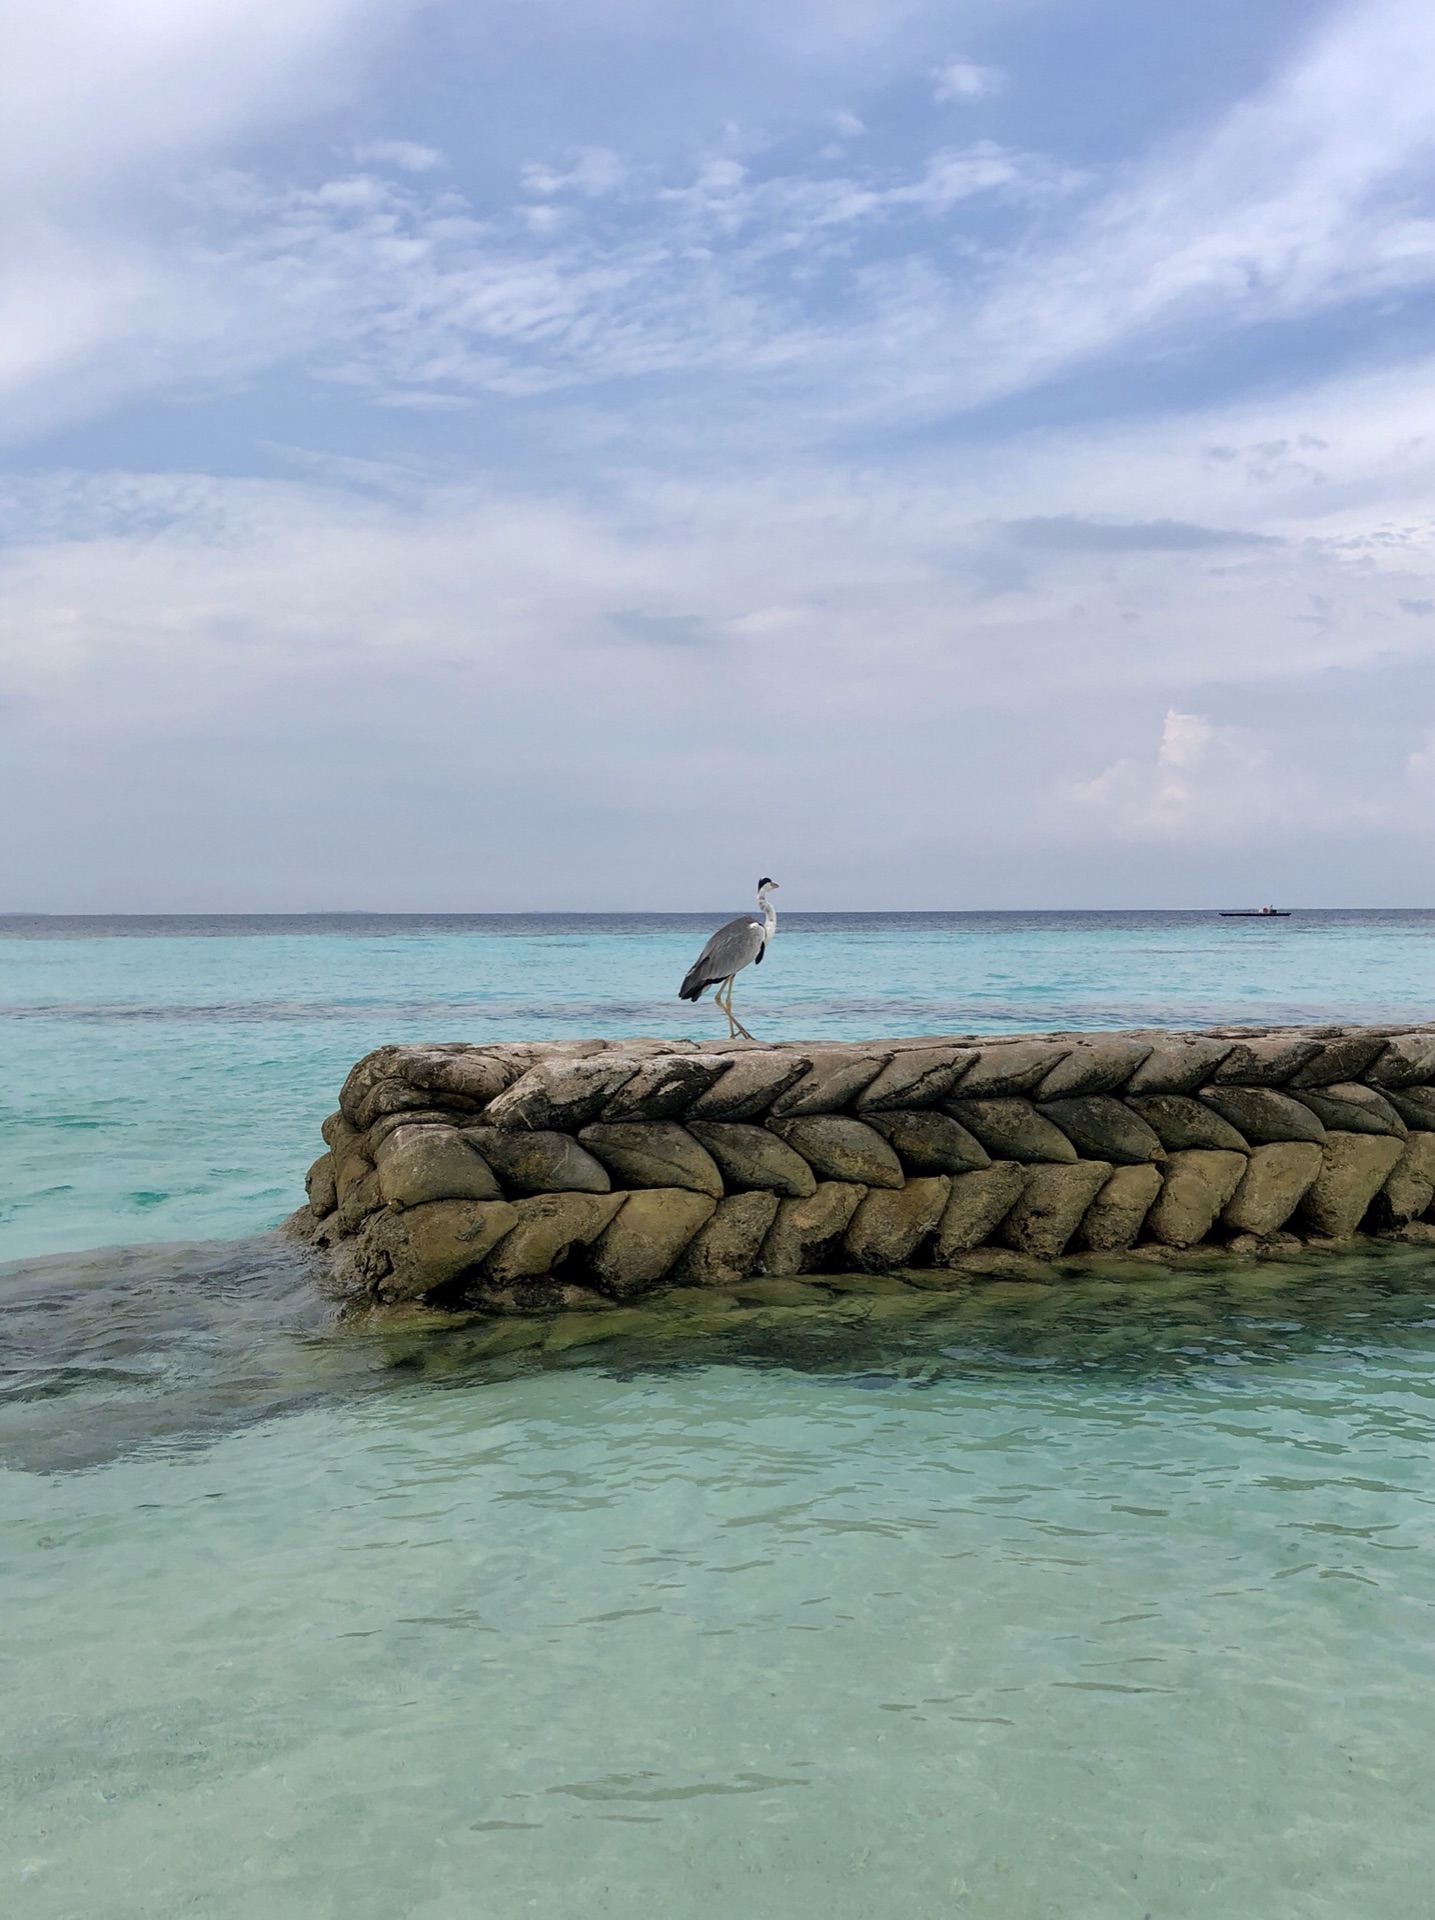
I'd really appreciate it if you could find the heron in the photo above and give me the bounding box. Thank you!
[679,878,779,1040]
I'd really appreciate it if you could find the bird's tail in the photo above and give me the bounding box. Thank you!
[678,965,710,1002]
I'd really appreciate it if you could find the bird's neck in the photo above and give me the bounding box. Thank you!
[758,890,777,937]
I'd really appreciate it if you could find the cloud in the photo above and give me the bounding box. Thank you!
[1072,710,1287,839]
[1007,517,1279,552]
[353,140,443,173]
[932,59,1002,102]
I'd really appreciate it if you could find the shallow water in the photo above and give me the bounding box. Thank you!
[5,914,1435,1915]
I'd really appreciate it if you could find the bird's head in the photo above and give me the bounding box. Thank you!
[757,876,779,892]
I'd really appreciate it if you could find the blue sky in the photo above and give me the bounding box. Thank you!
[4,0,1435,909]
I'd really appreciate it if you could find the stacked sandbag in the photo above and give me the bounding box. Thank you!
[291,1024,1435,1310]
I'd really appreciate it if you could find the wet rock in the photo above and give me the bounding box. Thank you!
[577,1122,724,1197]
[305,1153,337,1218]
[684,1050,811,1120]
[476,1281,614,1317]
[843,1177,952,1271]
[1210,1035,1324,1086]
[1296,1131,1406,1238]
[686,1121,817,1196]
[951,1040,1071,1099]
[998,1161,1112,1259]
[358,1197,522,1301]
[480,1191,626,1285]
[1287,1033,1391,1087]
[598,1053,733,1121]
[1199,1087,1327,1145]
[1292,1082,1407,1137]
[854,1047,977,1111]
[1144,1150,1248,1248]
[1075,1164,1163,1252]
[1037,1095,1164,1164]
[1396,1220,1435,1246]
[462,1127,611,1195]
[861,1109,991,1175]
[760,1182,866,1274]
[1364,1033,1435,1089]
[1032,1037,1154,1100]
[375,1125,502,1208]
[1125,1094,1249,1154]
[943,1098,1078,1163]
[930,1162,1026,1261]
[768,1049,890,1117]
[334,1145,383,1233]
[1386,1085,1435,1131]
[1124,1036,1234,1095]
[588,1188,717,1296]
[1219,1142,1323,1237]
[766,1115,905,1188]
[1372,1131,1435,1228]
[483,1056,643,1132]
[673,1190,781,1286]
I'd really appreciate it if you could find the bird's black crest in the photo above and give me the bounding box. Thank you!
[757,876,777,889]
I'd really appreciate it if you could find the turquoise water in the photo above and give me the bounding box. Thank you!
[5,913,1435,1916]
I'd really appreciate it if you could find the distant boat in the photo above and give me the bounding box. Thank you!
[1219,905,1291,917]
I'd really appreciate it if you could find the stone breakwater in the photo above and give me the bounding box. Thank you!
[287,1026,1435,1313]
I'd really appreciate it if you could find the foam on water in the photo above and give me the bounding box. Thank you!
[5,914,1435,1916]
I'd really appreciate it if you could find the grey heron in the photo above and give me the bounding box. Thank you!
[678,878,779,1040]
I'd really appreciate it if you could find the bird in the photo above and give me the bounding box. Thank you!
[678,878,779,1040]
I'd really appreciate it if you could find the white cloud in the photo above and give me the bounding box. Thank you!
[1073,710,1285,839]
[932,59,1002,102]
[353,140,443,173]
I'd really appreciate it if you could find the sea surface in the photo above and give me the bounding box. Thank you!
[4,911,1435,1917]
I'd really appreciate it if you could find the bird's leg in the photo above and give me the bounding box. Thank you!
[726,981,755,1042]
[718,977,738,1038]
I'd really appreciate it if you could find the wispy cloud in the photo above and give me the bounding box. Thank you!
[932,59,1002,102]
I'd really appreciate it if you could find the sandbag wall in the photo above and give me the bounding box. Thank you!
[291,1026,1435,1311]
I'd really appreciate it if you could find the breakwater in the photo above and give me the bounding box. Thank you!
[289,1025,1435,1312]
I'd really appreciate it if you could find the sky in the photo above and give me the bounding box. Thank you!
[4,0,1435,910]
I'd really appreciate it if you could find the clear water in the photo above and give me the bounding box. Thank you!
[5,913,1435,1917]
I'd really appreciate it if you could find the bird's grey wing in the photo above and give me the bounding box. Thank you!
[679,914,762,998]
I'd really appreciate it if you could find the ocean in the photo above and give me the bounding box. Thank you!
[4,911,1435,1917]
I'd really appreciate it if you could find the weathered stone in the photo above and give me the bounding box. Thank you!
[1144,1150,1248,1247]
[305,1153,337,1218]
[766,1115,905,1189]
[1125,1094,1249,1154]
[483,1056,643,1132]
[480,1191,626,1284]
[1199,1086,1327,1145]
[1386,1085,1435,1132]
[952,1041,1071,1099]
[577,1122,724,1197]
[338,1047,404,1125]
[768,1049,890,1117]
[393,1046,515,1109]
[861,1108,991,1174]
[598,1053,733,1121]
[930,1162,1026,1261]
[334,1146,382,1233]
[364,1108,455,1151]
[1032,1038,1154,1100]
[1124,1035,1234,1094]
[357,1198,521,1301]
[374,1125,502,1208]
[1037,1095,1164,1165]
[1220,1142,1323,1237]
[1075,1164,1163,1252]
[1372,1132,1435,1228]
[475,1281,613,1317]
[321,1110,358,1151]
[1397,1220,1435,1246]
[1296,1132,1406,1238]
[1210,1035,1324,1086]
[760,1182,866,1274]
[673,1190,781,1286]
[686,1121,817,1196]
[843,1177,951,1271]
[1292,1082,1406,1137]
[588,1189,717,1296]
[462,1127,611,1195]
[943,1098,1078,1163]
[998,1161,1112,1259]
[1287,1034,1391,1087]
[1364,1033,1435,1089]
[854,1047,977,1110]
[684,1049,811,1120]
[352,1078,437,1133]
